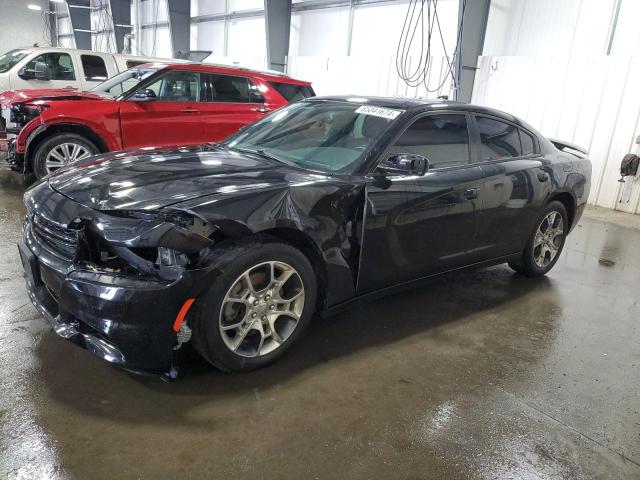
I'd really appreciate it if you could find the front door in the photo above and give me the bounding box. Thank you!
[119,69,204,149]
[357,113,484,293]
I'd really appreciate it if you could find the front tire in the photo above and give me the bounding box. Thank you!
[509,200,568,277]
[192,240,317,372]
[32,133,98,179]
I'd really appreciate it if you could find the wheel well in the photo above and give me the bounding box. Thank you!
[26,124,108,169]
[261,228,328,311]
[549,192,576,228]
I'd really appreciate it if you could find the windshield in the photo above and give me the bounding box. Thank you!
[0,49,31,74]
[224,101,402,174]
[93,66,158,97]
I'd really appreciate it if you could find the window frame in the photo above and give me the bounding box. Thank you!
[122,69,202,102]
[470,113,541,165]
[200,72,265,104]
[25,52,76,81]
[80,54,108,82]
[372,111,475,174]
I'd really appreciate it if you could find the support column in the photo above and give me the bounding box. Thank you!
[265,0,292,72]
[454,0,491,103]
[109,0,132,53]
[68,1,92,50]
[167,0,191,59]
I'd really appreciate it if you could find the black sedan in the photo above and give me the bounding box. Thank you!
[19,96,592,377]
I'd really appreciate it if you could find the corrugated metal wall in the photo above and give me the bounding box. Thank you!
[472,55,640,213]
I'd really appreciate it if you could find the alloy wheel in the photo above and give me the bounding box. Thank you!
[219,261,305,358]
[45,142,93,174]
[533,211,564,268]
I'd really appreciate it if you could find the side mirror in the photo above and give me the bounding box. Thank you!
[34,61,50,81]
[18,66,35,80]
[131,89,156,102]
[380,153,429,176]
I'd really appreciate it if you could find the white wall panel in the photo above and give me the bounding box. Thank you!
[609,0,640,56]
[484,0,616,57]
[140,26,172,58]
[472,55,640,214]
[289,8,350,56]
[191,0,225,16]
[229,0,263,11]
[141,0,168,23]
[192,20,225,54]
[227,16,266,58]
[287,55,455,99]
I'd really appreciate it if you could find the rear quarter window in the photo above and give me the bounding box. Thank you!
[520,129,536,155]
[81,55,108,81]
[269,82,315,103]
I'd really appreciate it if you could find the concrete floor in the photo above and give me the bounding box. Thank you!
[0,170,638,480]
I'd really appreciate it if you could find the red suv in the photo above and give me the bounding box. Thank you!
[4,63,314,178]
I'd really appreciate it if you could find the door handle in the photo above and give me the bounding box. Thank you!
[537,171,549,182]
[181,108,199,113]
[251,106,271,113]
[464,188,480,200]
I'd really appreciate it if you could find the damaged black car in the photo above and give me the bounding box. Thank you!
[19,96,591,377]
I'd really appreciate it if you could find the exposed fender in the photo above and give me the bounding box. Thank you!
[170,180,367,307]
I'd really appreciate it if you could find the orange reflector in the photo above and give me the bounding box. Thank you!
[173,298,196,332]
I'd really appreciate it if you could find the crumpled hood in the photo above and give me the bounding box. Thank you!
[47,145,303,211]
[0,88,108,107]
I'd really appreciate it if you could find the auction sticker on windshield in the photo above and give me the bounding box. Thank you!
[355,105,404,120]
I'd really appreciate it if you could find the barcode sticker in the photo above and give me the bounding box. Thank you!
[355,105,404,120]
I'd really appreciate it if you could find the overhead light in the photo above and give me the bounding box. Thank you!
[27,4,42,10]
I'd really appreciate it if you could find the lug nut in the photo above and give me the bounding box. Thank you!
[261,315,267,321]
[269,305,275,310]
[251,312,257,318]
[264,294,271,300]
[253,300,259,306]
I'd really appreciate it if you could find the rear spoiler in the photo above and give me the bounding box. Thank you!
[549,138,588,158]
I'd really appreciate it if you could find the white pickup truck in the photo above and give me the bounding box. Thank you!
[0,46,172,93]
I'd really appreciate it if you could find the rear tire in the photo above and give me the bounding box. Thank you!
[192,240,317,372]
[509,200,568,277]
[32,133,98,179]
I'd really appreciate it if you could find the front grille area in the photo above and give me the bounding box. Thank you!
[31,213,79,261]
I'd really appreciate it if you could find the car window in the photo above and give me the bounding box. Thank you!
[94,67,158,96]
[520,129,536,155]
[24,52,76,81]
[387,114,470,169]
[0,49,31,73]
[145,70,200,102]
[225,101,399,174]
[81,55,108,81]
[476,116,521,161]
[201,73,264,103]
[269,82,315,103]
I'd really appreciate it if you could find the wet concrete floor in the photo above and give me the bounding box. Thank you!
[0,170,638,479]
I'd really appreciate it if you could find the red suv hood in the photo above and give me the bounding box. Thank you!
[0,88,108,107]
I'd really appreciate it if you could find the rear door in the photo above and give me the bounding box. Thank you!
[119,69,204,148]
[472,115,551,259]
[358,112,485,293]
[198,73,270,141]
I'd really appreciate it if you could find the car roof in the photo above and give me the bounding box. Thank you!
[306,95,525,124]
[16,45,175,62]
[166,62,311,85]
